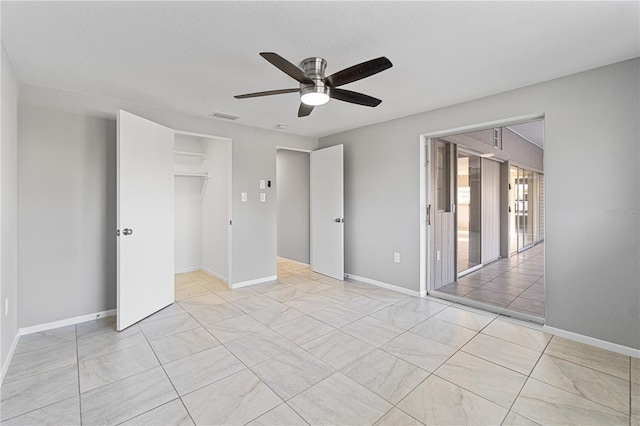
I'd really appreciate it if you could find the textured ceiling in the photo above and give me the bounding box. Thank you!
[2,1,638,138]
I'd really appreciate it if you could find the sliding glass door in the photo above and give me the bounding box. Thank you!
[513,166,541,252]
[457,152,481,275]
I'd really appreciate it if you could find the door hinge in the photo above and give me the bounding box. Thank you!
[116,229,120,236]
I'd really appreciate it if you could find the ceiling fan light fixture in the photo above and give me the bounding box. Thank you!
[301,91,330,106]
[300,85,329,106]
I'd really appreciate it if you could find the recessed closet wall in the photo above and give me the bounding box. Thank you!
[174,133,230,282]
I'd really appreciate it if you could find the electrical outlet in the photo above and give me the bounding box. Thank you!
[241,192,248,202]
[260,193,266,202]
[394,252,400,263]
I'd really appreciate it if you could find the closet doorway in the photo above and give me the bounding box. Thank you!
[173,131,232,284]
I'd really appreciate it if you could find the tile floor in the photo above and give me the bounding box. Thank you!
[437,243,545,319]
[2,257,637,425]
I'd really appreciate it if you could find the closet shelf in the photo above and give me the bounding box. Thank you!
[174,151,210,159]
[174,171,209,178]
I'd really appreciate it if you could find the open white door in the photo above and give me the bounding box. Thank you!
[310,145,344,280]
[117,110,175,331]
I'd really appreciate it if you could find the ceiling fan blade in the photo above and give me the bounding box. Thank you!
[324,57,393,88]
[260,52,314,85]
[330,88,382,107]
[234,88,299,99]
[298,103,314,117]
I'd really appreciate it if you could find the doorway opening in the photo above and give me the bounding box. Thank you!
[421,116,545,321]
[276,148,311,278]
[172,131,232,301]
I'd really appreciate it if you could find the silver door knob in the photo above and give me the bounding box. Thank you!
[123,228,134,236]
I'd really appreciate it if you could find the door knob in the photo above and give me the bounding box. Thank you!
[123,228,134,236]
[334,218,343,223]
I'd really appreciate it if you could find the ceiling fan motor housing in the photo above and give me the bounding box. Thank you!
[300,57,329,102]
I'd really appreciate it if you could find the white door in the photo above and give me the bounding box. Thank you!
[117,110,175,330]
[310,145,344,280]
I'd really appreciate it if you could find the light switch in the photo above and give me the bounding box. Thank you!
[260,193,266,202]
[241,192,248,202]
[259,180,266,189]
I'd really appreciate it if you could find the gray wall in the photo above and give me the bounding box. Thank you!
[1,47,20,374]
[276,149,310,264]
[319,58,640,350]
[17,85,316,327]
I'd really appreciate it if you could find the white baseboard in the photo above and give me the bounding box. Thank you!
[175,266,228,284]
[346,273,424,298]
[231,275,277,289]
[200,267,228,284]
[19,309,117,336]
[277,257,310,267]
[542,325,640,359]
[1,332,20,385]
[174,266,200,274]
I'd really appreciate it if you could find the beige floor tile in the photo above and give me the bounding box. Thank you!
[77,327,146,361]
[263,286,310,303]
[436,351,527,408]
[79,343,159,393]
[288,373,392,426]
[0,364,79,421]
[3,342,77,383]
[212,286,258,302]
[149,327,220,364]
[308,304,365,328]
[251,347,335,400]
[531,354,629,414]
[465,288,517,307]
[462,334,541,375]
[511,379,629,425]
[369,305,430,330]
[545,336,630,380]
[204,314,266,343]
[2,397,80,425]
[341,316,404,347]
[182,369,282,425]
[271,315,334,345]
[342,349,429,404]
[163,345,245,395]
[410,317,477,349]
[175,284,211,300]
[246,403,307,426]
[284,294,335,314]
[341,295,390,316]
[302,330,375,370]
[120,398,194,425]
[481,319,551,352]
[139,312,200,341]
[397,375,508,425]
[14,325,76,355]
[381,332,457,372]
[434,306,494,331]
[373,408,424,426]
[393,297,448,317]
[501,411,539,425]
[80,366,177,426]
[180,301,244,326]
[225,329,297,367]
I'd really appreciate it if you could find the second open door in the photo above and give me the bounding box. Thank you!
[310,145,344,280]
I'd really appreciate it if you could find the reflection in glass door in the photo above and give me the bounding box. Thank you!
[513,166,539,252]
[457,152,481,275]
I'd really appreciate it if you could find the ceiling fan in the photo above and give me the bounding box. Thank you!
[234,52,393,117]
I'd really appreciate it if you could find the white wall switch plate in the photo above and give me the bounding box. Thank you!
[241,192,248,202]
[394,252,400,263]
[259,180,266,189]
[260,193,266,202]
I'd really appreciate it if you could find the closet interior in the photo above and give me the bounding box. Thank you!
[173,132,231,284]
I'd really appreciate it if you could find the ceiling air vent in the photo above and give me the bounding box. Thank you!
[209,111,239,121]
